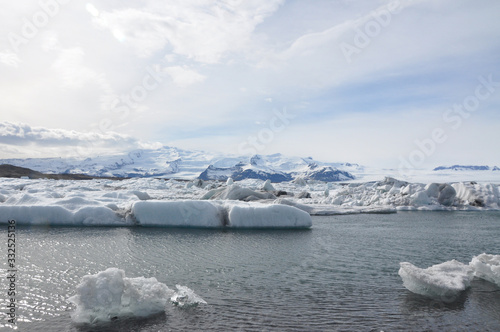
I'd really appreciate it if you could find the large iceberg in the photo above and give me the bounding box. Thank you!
[225,201,312,228]
[68,268,206,324]
[132,200,222,227]
[398,260,474,302]
[133,200,312,228]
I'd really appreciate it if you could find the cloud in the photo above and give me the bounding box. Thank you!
[163,65,206,88]
[0,122,161,158]
[0,0,499,168]
[51,47,112,93]
[89,0,284,62]
[0,51,20,67]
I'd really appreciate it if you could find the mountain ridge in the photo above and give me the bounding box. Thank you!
[0,146,360,182]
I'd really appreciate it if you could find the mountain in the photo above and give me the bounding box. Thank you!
[0,147,357,182]
[198,154,355,182]
[297,163,354,182]
[198,163,293,182]
[433,165,499,171]
[0,164,118,180]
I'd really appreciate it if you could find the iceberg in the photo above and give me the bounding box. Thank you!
[0,176,498,229]
[224,201,312,228]
[398,260,474,302]
[132,200,222,228]
[469,253,500,287]
[132,200,312,228]
[68,268,206,324]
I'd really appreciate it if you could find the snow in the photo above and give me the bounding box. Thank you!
[398,260,474,302]
[68,268,205,324]
[469,253,500,287]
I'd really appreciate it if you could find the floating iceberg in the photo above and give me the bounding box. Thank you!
[224,201,312,228]
[133,200,312,228]
[68,268,206,324]
[132,200,222,228]
[398,260,474,302]
[469,253,500,287]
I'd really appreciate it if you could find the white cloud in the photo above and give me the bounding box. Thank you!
[0,0,499,168]
[51,47,111,91]
[0,51,20,67]
[90,0,284,62]
[163,66,206,88]
[0,122,160,158]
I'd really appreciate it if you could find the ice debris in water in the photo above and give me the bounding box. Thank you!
[68,268,206,324]
[171,285,208,307]
[398,260,474,303]
[469,253,500,287]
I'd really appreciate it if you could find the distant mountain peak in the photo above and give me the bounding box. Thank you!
[433,165,497,171]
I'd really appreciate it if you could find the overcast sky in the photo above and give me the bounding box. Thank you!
[1,0,499,169]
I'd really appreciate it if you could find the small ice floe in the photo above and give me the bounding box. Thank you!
[68,268,206,324]
[398,260,474,302]
[469,253,500,287]
[171,285,207,307]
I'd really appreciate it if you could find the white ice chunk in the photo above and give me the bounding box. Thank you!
[129,190,151,200]
[133,201,222,227]
[410,191,431,206]
[0,205,125,226]
[262,179,275,192]
[469,253,500,287]
[425,183,439,198]
[0,205,73,225]
[437,184,456,206]
[68,268,174,324]
[225,201,312,228]
[208,184,275,201]
[398,260,474,302]
[452,182,499,208]
[171,285,207,307]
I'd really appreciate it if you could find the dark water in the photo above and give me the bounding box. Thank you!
[1,211,500,331]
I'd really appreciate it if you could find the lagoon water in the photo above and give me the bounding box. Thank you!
[1,211,500,331]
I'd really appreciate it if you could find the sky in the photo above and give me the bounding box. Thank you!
[0,0,499,169]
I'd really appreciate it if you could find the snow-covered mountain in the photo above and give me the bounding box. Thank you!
[0,147,358,182]
[434,165,500,171]
[199,159,354,183]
